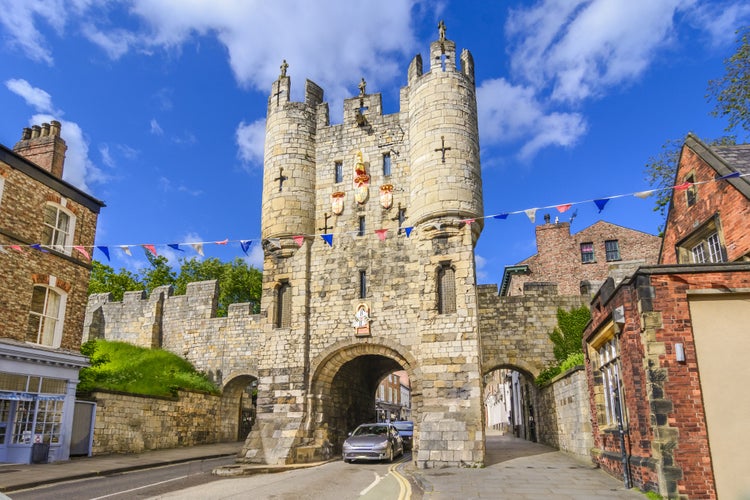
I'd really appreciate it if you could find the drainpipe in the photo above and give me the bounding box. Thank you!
[613,384,632,488]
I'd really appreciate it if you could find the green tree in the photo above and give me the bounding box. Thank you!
[708,26,750,134]
[175,257,262,316]
[140,253,176,295]
[88,260,143,301]
[548,305,591,363]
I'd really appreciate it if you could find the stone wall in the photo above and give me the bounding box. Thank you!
[536,366,592,460]
[87,390,236,455]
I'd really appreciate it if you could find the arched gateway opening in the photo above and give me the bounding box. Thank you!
[483,365,539,442]
[221,374,258,442]
[309,342,420,454]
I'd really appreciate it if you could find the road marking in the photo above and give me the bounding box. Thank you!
[389,457,412,500]
[89,474,190,499]
[360,472,382,496]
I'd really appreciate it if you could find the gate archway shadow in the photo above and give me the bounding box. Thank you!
[484,432,556,466]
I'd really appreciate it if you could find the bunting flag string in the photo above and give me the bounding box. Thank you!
[1,172,748,257]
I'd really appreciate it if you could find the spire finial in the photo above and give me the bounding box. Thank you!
[438,20,446,41]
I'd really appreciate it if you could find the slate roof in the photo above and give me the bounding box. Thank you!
[712,143,750,179]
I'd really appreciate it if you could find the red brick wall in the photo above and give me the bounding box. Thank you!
[660,144,750,264]
[509,221,660,296]
[0,160,99,351]
[584,268,750,498]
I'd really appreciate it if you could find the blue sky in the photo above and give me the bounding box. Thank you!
[1,0,749,284]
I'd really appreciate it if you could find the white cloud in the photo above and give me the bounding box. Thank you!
[235,119,265,168]
[81,24,137,60]
[477,78,587,160]
[506,0,692,103]
[475,254,487,283]
[99,143,114,168]
[689,1,750,47]
[0,0,66,64]
[150,118,164,136]
[5,78,59,114]
[244,241,264,270]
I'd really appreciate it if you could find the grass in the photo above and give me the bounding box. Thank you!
[78,339,220,397]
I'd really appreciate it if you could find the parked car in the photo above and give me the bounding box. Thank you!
[392,420,413,450]
[342,423,404,463]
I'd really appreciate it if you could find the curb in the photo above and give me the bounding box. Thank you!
[213,458,339,477]
[1,452,238,494]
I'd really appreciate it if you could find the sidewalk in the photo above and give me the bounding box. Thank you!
[1,433,646,499]
[0,442,243,494]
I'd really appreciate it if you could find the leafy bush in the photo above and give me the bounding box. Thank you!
[78,339,219,397]
[559,352,585,372]
[548,306,591,362]
[534,366,561,387]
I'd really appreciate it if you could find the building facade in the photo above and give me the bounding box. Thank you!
[0,122,105,463]
[584,135,750,499]
[501,218,660,297]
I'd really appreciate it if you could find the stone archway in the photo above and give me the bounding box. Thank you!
[483,363,538,442]
[306,340,421,455]
[221,374,258,442]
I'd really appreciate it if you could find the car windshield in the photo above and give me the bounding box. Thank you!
[352,425,389,436]
[392,422,413,431]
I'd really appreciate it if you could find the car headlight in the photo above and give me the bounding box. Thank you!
[343,442,352,450]
[372,440,388,451]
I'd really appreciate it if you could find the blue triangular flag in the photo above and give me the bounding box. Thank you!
[594,199,610,213]
[168,244,185,252]
[240,240,252,255]
[493,213,509,220]
[30,244,48,253]
[404,227,413,238]
[97,246,110,261]
[717,172,740,180]
[321,234,333,247]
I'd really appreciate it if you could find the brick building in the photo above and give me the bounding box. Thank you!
[0,122,105,464]
[500,217,660,296]
[583,135,750,499]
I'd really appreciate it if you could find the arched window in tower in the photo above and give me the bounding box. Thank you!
[275,281,291,328]
[437,262,456,314]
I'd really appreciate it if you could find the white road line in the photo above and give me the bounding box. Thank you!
[89,474,190,500]
[360,472,382,496]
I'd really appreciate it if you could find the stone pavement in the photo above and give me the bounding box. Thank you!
[0,431,647,499]
[404,430,645,499]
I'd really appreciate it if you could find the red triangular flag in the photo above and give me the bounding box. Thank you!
[375,229,388,241]
[556,204,572,213]
[464,218,475,225]
[293,235,305,247]
[143,244,157,256]
[74,246,91,260]
[674,182,691,191]
[215,239,229,245]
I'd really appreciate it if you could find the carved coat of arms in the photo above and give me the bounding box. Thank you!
[379,184,394,209]
[353,151,370,204]
[331,191,345,215]
[352,302,371,336]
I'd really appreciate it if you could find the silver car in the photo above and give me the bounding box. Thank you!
[342,423,404,463]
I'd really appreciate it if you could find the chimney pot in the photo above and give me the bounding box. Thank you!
[31,125,41,139]
[50,120,61,137]
[21,127,31,140]
[41,123,50,137]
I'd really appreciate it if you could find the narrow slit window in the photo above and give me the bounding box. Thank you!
[358,216,366,237]
[437,263,456,314]
[334,161,343,184]
[383,153,391,177]
[276,282,291,328]
[359,270,367,299]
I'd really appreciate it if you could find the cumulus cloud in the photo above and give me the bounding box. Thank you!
[688,1,750,47]
[235,119,266,169]
[477,78,587,160]
[0,0,66,64]
[150,118,164,135]
[5,78,59,114]
[506,0,693,103]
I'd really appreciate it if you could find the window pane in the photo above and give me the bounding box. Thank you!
[383,153,391,177]
[438,265,456,314]
[605,240,620,261]
[707,232,724,263]
[692,242,707,263]
[581,242,595,263]
[335,162,343,183]
[359,270,367,299]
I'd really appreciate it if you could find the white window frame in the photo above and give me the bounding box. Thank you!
[42,202,76,255]
[27,283,66,348]
[605,240,620,262]
[706,232,723,263]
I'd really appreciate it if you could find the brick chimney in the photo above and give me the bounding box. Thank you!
[13,120,67,178]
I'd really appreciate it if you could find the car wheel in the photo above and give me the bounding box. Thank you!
[387,446,394,463]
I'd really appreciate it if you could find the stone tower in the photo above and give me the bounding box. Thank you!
[244,25,486,467]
